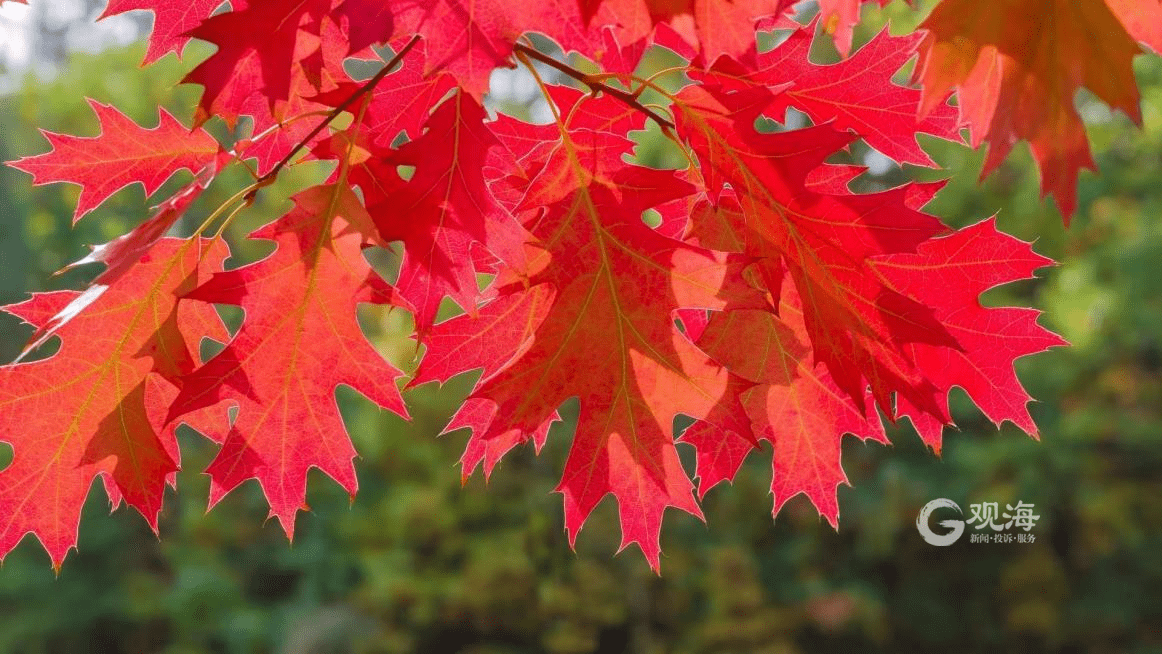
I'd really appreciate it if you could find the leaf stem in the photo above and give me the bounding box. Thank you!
[512,42,676,131]
[245,34,422,201]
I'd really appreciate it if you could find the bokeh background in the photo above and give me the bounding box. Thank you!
[1,1,1161,652]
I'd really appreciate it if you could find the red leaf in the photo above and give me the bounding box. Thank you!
[581,0,793,61]
[673,78,954,418]
[915,0,1143,219]
[0,0,1076,570]
[99,0,222,64]
[332,0,396,54]
[874,218,1067,450]
[753,24,961,167]
[680,221,1062,521]
[356,92,529,330]
[690,300,886,524]
[8,100,221,223]
[168,185,408,536]
[412,284,556,386]
[815,0,897,57]
[182,0,338,126]
[447,399,559,481]
[385,0,548,98]
[384,0,647,96]
[430,92,763,569]
[677,423,755,498]
[0,238,224,568]
[311,43,457,148]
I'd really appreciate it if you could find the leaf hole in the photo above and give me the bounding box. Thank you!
[215,304,244,336]
[199,336,226,365]
[0,442,12,474]
[343,58,382,81]
[363,244,402,285]
[672,414,696,438]
[389,130,410,148]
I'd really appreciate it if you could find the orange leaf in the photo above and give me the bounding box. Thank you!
[915,0,1144,219]
[0,238,224,568]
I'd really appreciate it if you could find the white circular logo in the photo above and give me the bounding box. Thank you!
[917,498,965,546]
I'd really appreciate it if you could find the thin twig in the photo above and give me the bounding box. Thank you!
[246,35,422,201]
[512,42,676,131]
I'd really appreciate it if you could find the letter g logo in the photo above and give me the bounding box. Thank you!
[916,498,965,546]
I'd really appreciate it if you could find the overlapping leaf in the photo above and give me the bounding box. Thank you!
[684,291,886,524]
[580,0,789,61]
[433,92,762,568]
[682,224,1062,522]
[311,42,457,148]
[873,218,1067,450]
[0,0,1083,570]
[168,185,408,536]
[0,238,225,568]
[384,0,575,97]
[182,0,334,125]
[351,92,527,330]
[749,24,960,167]
[672,75,954,419]
[915,0,1144,219]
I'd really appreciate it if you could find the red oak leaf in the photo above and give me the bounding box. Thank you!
[915,0,1143,219]
[411,284,556,386]
[224,21,355,174]
[99,0,221,64]
[168,185,408,536]
[0,0,1078,571]
[236,92,334,176]
[873,218,1067,451]
[751,24,960,167]
[8,100,221,223]
[676,422,755,498]
[0,238,223,568]
[183,0,341,126]
[436,92,763,569]
[673,76,954,420]
[354,92,528,330]
[312,42,457,149]
[688,294,886,524]
[682,224,1062,518]
[410,284,557,481]
[444,399,560,482]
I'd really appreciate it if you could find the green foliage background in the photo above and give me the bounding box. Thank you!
[1,9,1161,653]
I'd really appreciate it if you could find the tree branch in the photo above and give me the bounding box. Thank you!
[246,35,422,201]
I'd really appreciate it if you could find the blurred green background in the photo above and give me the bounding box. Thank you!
[1,3,1161,653]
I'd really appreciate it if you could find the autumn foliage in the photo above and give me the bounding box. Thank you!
[0,0,1155,571]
